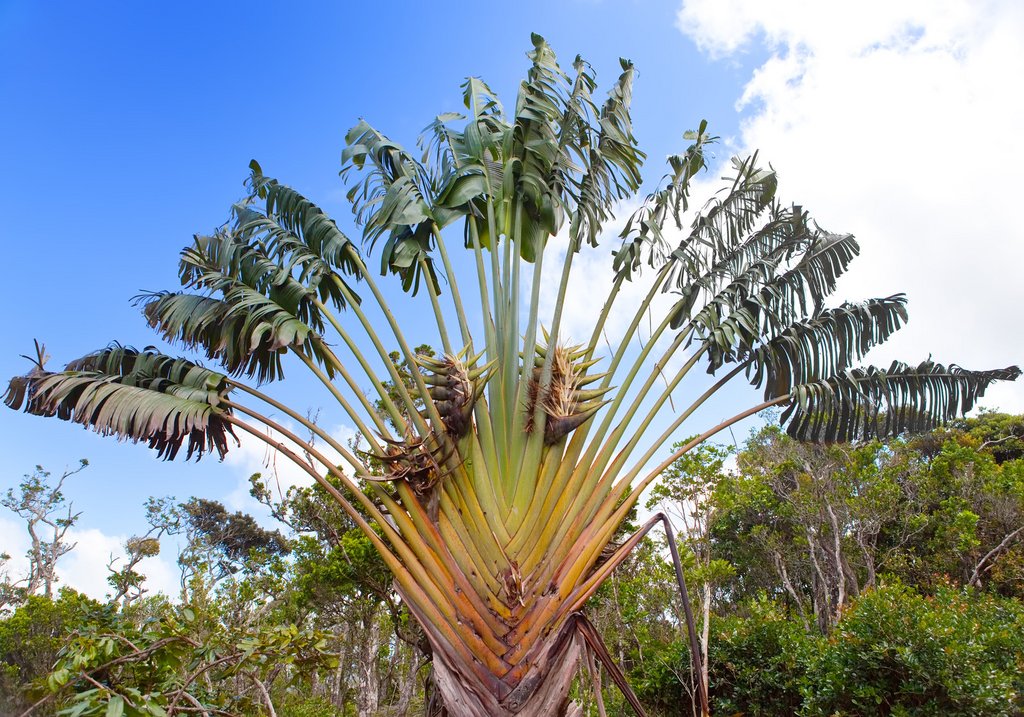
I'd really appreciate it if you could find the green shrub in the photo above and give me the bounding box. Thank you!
[0,589,99,716]
[278,693,343,717]
[804,582,1024,716]
[632,585,1024,716]
[630,598,815,715]
[709,599,814,716]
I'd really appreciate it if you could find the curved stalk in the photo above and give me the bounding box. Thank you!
[432,224,474,350]
[224,406,509,664]
[226,380,366,462]
[316,296,407,431]
[293,351,385,454]
[334,279,433,433]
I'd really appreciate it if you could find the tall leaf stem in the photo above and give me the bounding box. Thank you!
[559,395,788,598]
[333,272,442,436]
[223,409,508,667]
[432,224,474,350]
[316,296,407,430]
[421,257,453,355]
[293,351,384,453]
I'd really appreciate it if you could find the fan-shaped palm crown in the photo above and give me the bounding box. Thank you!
[6,35,1018,716]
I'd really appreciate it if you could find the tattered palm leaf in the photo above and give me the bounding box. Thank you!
[180,232,323,331]
[662,153,778,289]
[149,232,337,383]
[504,34,574,260]
[342,120,440,294]
[613,119,716,278]
[4,344,235,460]
[667,202,812,322]
[749,295,909,398]
[573,58,644,248]
[138,289,334,385]
[783,361,1022,442]
[686,232,861,372]
[242,164,365,307]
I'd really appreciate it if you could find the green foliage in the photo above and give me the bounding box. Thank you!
[710,599,812,716]
[709,422,1024,625]
[631,597,810,716]
[179,497,290,578]
[275,693,343,717]
[956,410,1024,463]
[292,530,391,609]
[0,590,99,716]
[632,583,1024,717]
[41,599,338,717]
[805,582,1024,716]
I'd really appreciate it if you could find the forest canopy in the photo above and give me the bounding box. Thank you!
[3,413,1023,716]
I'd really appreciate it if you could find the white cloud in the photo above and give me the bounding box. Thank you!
[0,516,30,579]
[1,515,180,602]
[57,527,180,601]
[222,418,357,515]
[678,0,1024,412]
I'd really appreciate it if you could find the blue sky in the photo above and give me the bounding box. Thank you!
[2,0,1021,598]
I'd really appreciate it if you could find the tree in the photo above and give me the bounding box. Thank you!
[5,35,1019,716]
[253,471,427,715]
[0,589,99,716]
[2,461,87,600]
[25,598,339,717]
[712,423,1024,621]
[646,440,736,702]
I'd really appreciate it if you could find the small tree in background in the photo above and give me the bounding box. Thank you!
[2,460,87,601]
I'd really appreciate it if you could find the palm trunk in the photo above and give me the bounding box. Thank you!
[428,625,584,717]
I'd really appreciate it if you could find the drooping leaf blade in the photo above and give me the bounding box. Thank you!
[783,361,1022,442]
[4,344,236,460]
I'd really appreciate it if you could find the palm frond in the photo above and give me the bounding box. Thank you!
[145,228,339,383]
[342,120,439,294]
[668,202,811,321]
[783,361,1022,442]
[574,58,644,248]
[687,232,861,371]
[138,290,333,385]
[613,120,715,278]
[244,164,364,308]
[419,112,466,193]
[664,153,778,290]
[749,295,908,398]
[180,232,322,330]
[4,344,236,460]
[505,33,573,261]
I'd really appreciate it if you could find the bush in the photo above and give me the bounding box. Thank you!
[632,584,1024,716]
[0,589,99,716]
[804,582,1024,716]
[631,599,814,715]
[709,599,814,716]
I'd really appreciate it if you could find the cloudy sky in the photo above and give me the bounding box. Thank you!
[1,0,1020,600]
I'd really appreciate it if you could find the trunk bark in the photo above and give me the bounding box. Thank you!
[430,628,585,717]
[394,649,419,716]
[699,581,711,700]
[355,613,382,717]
